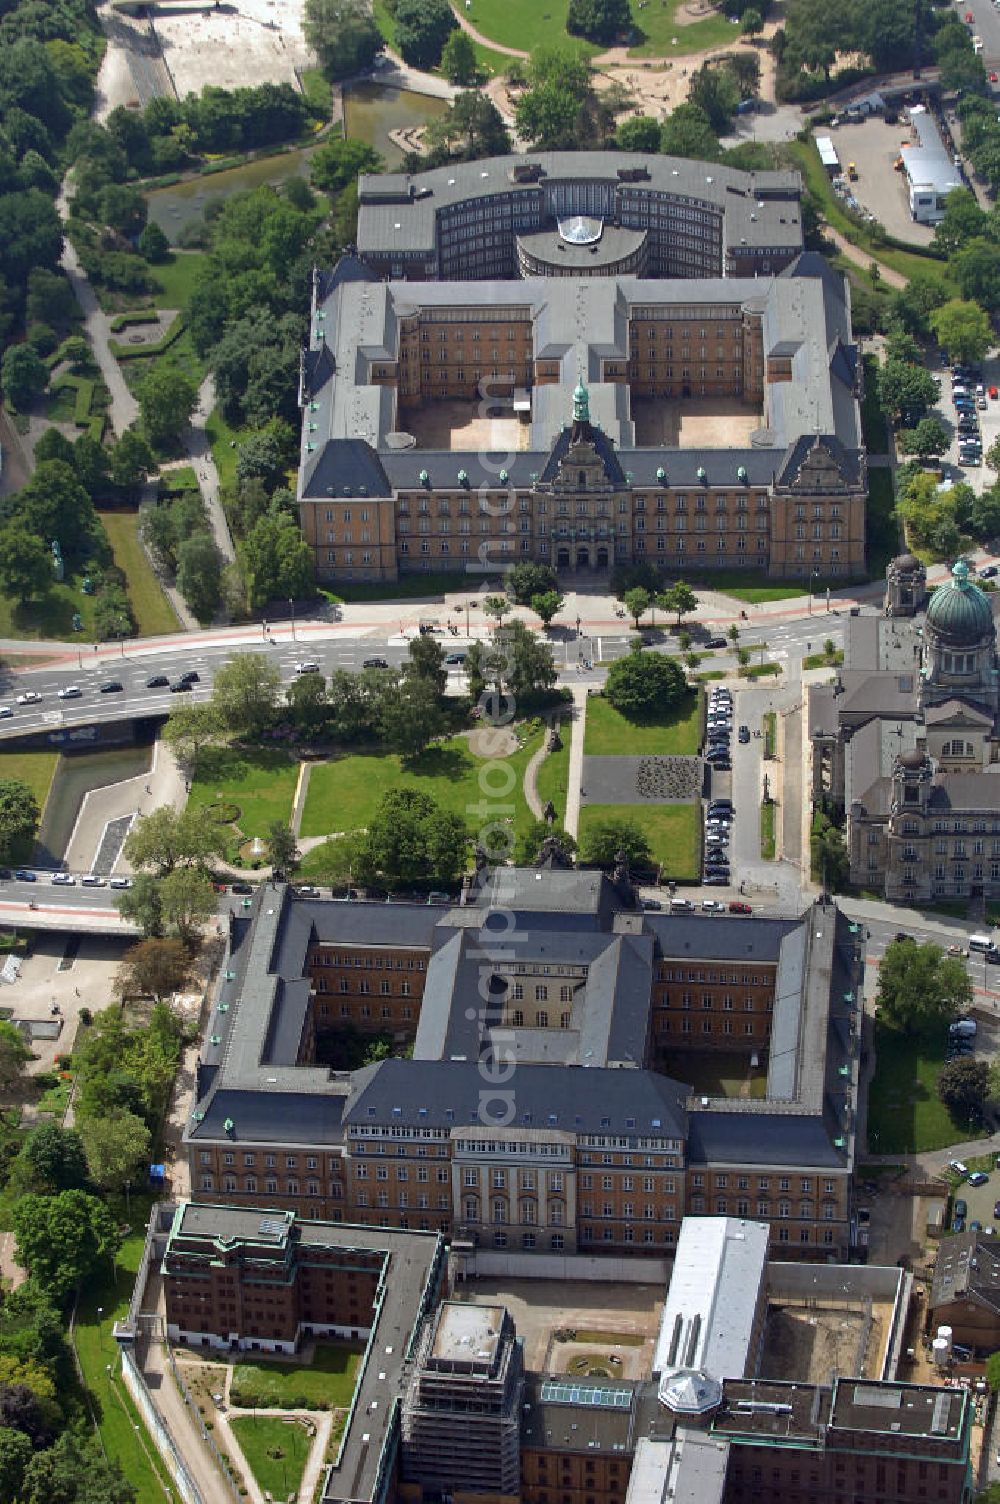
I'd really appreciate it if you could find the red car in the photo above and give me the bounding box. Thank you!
[729,900,753,915]
[990,385,999,399]
[991,72,999,82]
[965,10,974,20]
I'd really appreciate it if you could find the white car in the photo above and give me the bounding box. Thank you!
[701,899,727,913]
[294,661,321,675]
[0,706,12,718]
[57,685,82,699]
[51,873,75,885]
[16,691,41,705]
[81,875,106,886]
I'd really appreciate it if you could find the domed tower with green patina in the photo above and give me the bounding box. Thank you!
[919,559,999,717]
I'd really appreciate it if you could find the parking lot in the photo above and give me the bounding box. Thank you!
[931,358,1000,493]
[824,114,938,246]
[947,1160,1000,1232]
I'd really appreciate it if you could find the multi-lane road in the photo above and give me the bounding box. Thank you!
[0,610,847,741]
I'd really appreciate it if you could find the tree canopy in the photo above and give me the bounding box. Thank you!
[875,938,972,1038]
[353,788,469,889]
[302,0,382,78]
[12,1190,119,1305]
[604,650,688,718]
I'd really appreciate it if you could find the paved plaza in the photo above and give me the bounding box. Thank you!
[581,755,701,806]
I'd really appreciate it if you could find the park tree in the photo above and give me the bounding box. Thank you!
[661,102,721,160]
[160,865,217,945]
[604,650,687,718]
[937,1056,990,1123]
[302,0,383,78]
[891,271,949,337]
[394,0,456,69]
[567,0,632,44]
[623,586,651,629]
[515,46,611,151]
[930,298,993,365]
[531,590,564,628]
[810,809,849,889]
[266,821,300,876]
[78,1109,151,1194]
[507,560,558,605]
[286,669,329,738]
[11,1125,88,1196]
[355,788,468,889]
[20,1431,136,1504]
[0,190,63,292]
[311,136,383,195]
[124,804,225,876]
[424,91,511,161]
[578,817,652,870]
[986,1351,1000,1392]
[898,416,951,460]
[660,580,699,626]
[136,362,198,448]
[482,593,511,627]
[0,1429,32,1504]
[440,28,477,84]
[726,50,761,100]
[0,527,52,602]
[12,1190,120,1305]
[379,675,445,760]
[0,781,40,865]
[970,486,1000,541]
[0,344,46,409]
[176,532,222,624]
[741,7,764,36]
[876,357,939,424]
[138,220,170,262]
[951,236,1000,314]
[875,937,972,1038]
[114,872,164,937]
[616,115,663,153]
[161,701,223,773]
[491,619,557,702]
[26,268,76,331]
[404,632,447,697]
[108,428,153,494]
[687,61,739,132]
[933,188,988,256]
[235,429,290,494]
[0,1383,54,1451]
[0,1019,29,1102]
[116,938,189,1000]
[211,651,281,736]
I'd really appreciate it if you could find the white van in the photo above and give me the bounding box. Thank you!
[969,933,996,954]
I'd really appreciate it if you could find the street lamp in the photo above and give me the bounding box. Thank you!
[808,569,820,615]
[288,598,296,641]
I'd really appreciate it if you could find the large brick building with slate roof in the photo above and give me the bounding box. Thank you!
[184,869,864,1264]
[296,154,866,584]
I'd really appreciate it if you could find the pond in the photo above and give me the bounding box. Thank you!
[144,148,313,243]
[343,81,449,169]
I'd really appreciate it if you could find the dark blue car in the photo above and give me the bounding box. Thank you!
[13,869,36,881]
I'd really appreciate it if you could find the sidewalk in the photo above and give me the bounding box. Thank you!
[65,739,186,875]
[563,685,589,839]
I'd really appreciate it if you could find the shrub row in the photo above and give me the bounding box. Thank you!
[110,315,186,362]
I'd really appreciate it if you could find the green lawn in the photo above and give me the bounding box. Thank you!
[762,710,776,759]
[802,649,844,670]
[230,1416,308,1499]
[867,1023,979,1155]
[0,749,59,814]
[206,406,255,493]
[866,467,899,582]
[73,1220,176,1503]
[760,800,775,860]
[188,746,301,847]
[120,325,206,399]
[300,724,544,843]
[0,575,107,640]
[150,250,210,310]
[578,801,700,879]
[860,354,889,454]
[535,728,571,828]
[687,567,849,602]
[583,692,701,756]
[447,0,731,56]
[98,511,180,637]
[230,1343,361,1409]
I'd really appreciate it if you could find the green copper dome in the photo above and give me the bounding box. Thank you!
[573,380,590,424]
[925,559,994,645]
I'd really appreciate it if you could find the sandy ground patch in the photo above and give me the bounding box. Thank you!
[632,395,762,447]
[468,725,520,758]
[154,0,313,98]
[400,400,530,454]
[550,1336,653,1381]
[759,1301,889,1385]
[3,933,131,1074]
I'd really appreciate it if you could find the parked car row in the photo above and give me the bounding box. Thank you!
[0,868,131,888]
[951,365,987,467]
[704,796,732,886]
[704,685,733,773]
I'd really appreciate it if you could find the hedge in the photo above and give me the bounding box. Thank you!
[110,315,186,361]
[73,379,95,426]
[110,310,161,333]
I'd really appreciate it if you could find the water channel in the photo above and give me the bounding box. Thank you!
[143,85,449,241]
[35,742,153,868]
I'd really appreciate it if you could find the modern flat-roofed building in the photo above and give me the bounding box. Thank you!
[184,867,864,1264]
